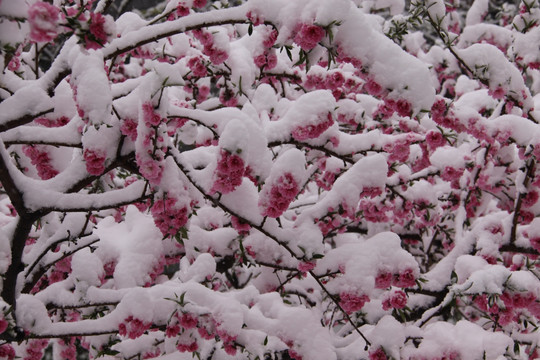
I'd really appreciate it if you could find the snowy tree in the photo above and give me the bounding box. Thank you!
[2,0,540,358]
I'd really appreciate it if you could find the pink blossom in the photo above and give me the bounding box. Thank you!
[211,150,245,194]
[28,2,59,43]
[361,186,383,198]
[198,326,214,340]
[142,102,162,126]
[382,290,407,310]
[530,237,540,252]
[177,341,199,352]
[292,112,334,141]
[369,347,387,360]
[364,78,383,96]
[426,130,446,149]
[386,140,410,163]
[120,118,138,141]
[151,196,189,236]
[0,344,15,360]
[519,210,534,224]
[224,342,237,356]
[193,29,213,46]
[489,86,506,100]
[83,149,106,176]
[326,72,345,90]
[178,312,198,329]
[288,349,303,360]
[119,316,151,339]
[259,173,299,218]
[246,10,264,26]
[231,216,251,235]
[35,116,70,128]
[339,292,370,314]
[143,350,161,359]
[165,324,180,337]
[86,12,109,49]
[187,56,207,77]
[139,159,163,185]
[254,54,267,68]
[0,318,7,335]
[22,145,59,180]
[294,23,325,51]
[393,268,416,288]
[394,99,412,117]
[431,97,447,120]
[512,292,535,308]
[441,166,464,182]
[8,57,20,71]
[204,46,229,65]
[298,261,316,273]
[263,30,278,48]
[219,88,238,107]
[522,190,539,208]
[193,0,207,8]
[375,271,393,289]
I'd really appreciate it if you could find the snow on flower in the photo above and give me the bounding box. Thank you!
[258,148,306,218]
[294,23,326,51]
[83,148,106,176]
[339,292,370,313]
[210,149,245,194]
[28,2,59,43]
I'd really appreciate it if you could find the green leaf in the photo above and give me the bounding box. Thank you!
[248,23,253,36]
[263,336,268,346]
[450,271,458,284]
[285,46,293,61]
[179,291,186,306]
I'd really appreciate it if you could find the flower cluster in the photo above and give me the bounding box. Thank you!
[22,145,58,180]
[84,12,115,49]
[166,312,237,356]
[135,102,168,185]
[253,51,278,70]
[259,172,300,218]
[231,216,251,235]
[382,289,408,310]
[339,292,370,314]
[210,149,245,194]
[374,98,412,119]
[21,339,49,360]
[294,23,325,51]
[150,195,189,237]
[368,347,388,360]
[28,2,59,43]
[119,316,152,339]
[375,268,416,289]
[193,29,228,65]
[120,118,138,141]
[187,56,207,77]
[83,149,106,176]
[0,344,14,360]
[292,112,334,141]
[58,338,76,360]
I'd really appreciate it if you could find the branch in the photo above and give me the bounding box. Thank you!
[103,6,250,60]
[171,149,372,349]
[0,109,55,134]
[510,158,536,243]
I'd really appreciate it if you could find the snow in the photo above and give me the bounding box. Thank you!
[2,0,540,358]
[94,206,164,288]
[0,86,53,130]
[403,320,512,360]
[335,6,435,112]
